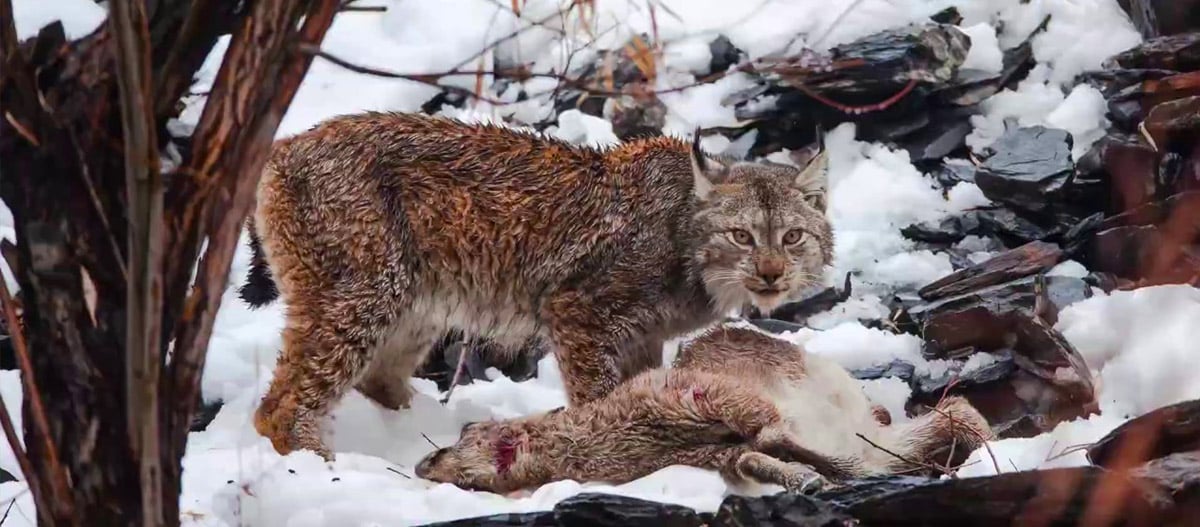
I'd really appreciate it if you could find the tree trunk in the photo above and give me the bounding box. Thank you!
[0,0,339,524]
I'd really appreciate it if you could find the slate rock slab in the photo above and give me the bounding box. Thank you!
[712,493,857,527]
[1088,399,1200,469]
[975,126,1074,216]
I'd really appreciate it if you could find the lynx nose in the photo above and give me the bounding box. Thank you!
[759,270,783,285]
[756,258,786,286]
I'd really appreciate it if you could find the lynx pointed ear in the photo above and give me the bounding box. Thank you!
[794,147,829,211]
[691,128,725,200]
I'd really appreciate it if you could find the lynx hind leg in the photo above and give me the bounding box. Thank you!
[733,452,828,494]
[255,295,405,460]
[884,395,995,473]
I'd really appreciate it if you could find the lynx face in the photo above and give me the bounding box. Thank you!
[690,139,833,315]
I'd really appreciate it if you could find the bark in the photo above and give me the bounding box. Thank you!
[0,0,338,524]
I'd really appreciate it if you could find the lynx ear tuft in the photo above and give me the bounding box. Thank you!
[691,128,727,200]
[794,146,829,211]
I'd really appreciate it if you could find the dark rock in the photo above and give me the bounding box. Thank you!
[416,332,546,391]
[709,36,744,75]
[929,7,962,25]
[904,272,1098,437]
[1080,68,1181,99]
[931,160,977,187]
[1008,307,1095,399]
[1089,225,1163,279]
[1111,32,1200,72]
[753,273,853,325]
[1109,99,1147,131]
[711,493,855,527]
[0,466,12,484]
[416,512,556,527]
[190,399,223,432]
[749,318,808,334]
[906,275,1090,354]
[0,335,12,371]
[606,97,667,141]
[918,241,1063,301]
[1087,223,1200,283]
[1142,95,1200,152]
[553,493,703,527]
[898,108,973,163]
[1141,71,1200,112]
[420,90,468,115]
[973,207,1054,245]
[1061,212,1106,258]
[837,466,1170,526]
[760,23,969,94]
[849,359,917,382]
[1095,132,1159,213]
[913,351,1016,396]
[1119,0,1200,38]
[1131,451,1200,522]
[901,214,979,244]
[975,126,1074,216]
[1088,399,1200,469]
[817,475,935,506]
[1100,190,1200,229]
[731,23,970,156]
[934,16,1046,107]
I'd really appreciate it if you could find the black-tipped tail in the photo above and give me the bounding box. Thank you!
[238,217,279,308]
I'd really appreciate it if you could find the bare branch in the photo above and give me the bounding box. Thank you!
[0,278,67,522]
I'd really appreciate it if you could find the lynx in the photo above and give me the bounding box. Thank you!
[414,324,994,493]
[240,112,834,458]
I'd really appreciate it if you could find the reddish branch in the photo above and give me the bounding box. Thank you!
[304,44,918,115]
[160,2,341,512]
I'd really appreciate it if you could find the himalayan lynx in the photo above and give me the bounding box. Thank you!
[240,112,833,458]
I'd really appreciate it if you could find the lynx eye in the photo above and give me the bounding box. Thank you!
[730,229,754,246]
[782,229,805,245]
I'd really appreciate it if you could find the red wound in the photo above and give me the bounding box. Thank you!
[493,434,519,475]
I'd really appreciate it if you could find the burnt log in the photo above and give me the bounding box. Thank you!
[1088,399,1200,469]
[821,467,1171,526]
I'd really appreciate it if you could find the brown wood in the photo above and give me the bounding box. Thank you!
[0,0,339,523]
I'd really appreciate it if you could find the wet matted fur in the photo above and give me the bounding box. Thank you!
[414,324,995,493]
[242,112,834,458]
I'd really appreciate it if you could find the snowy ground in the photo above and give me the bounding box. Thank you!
[4,0,1200,526]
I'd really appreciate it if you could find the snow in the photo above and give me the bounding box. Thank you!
[3,0,1189,525]
[959,0,1140,158]
[957,23,1003,75]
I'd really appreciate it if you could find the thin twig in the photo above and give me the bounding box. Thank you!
[926,405,1001,475]
[0,498,14,525]
[420,433,441,450]
[0,278,70,517]
[855,433,948,476]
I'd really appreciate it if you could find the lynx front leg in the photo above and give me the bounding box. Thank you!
[544,289,653,406]
[734,452,828,494]
[255,295,402,459]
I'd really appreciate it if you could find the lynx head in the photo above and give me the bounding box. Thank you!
[689,133,834,315]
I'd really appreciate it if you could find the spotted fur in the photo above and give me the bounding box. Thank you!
[247,112,834,458]
[415,325,995,493]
